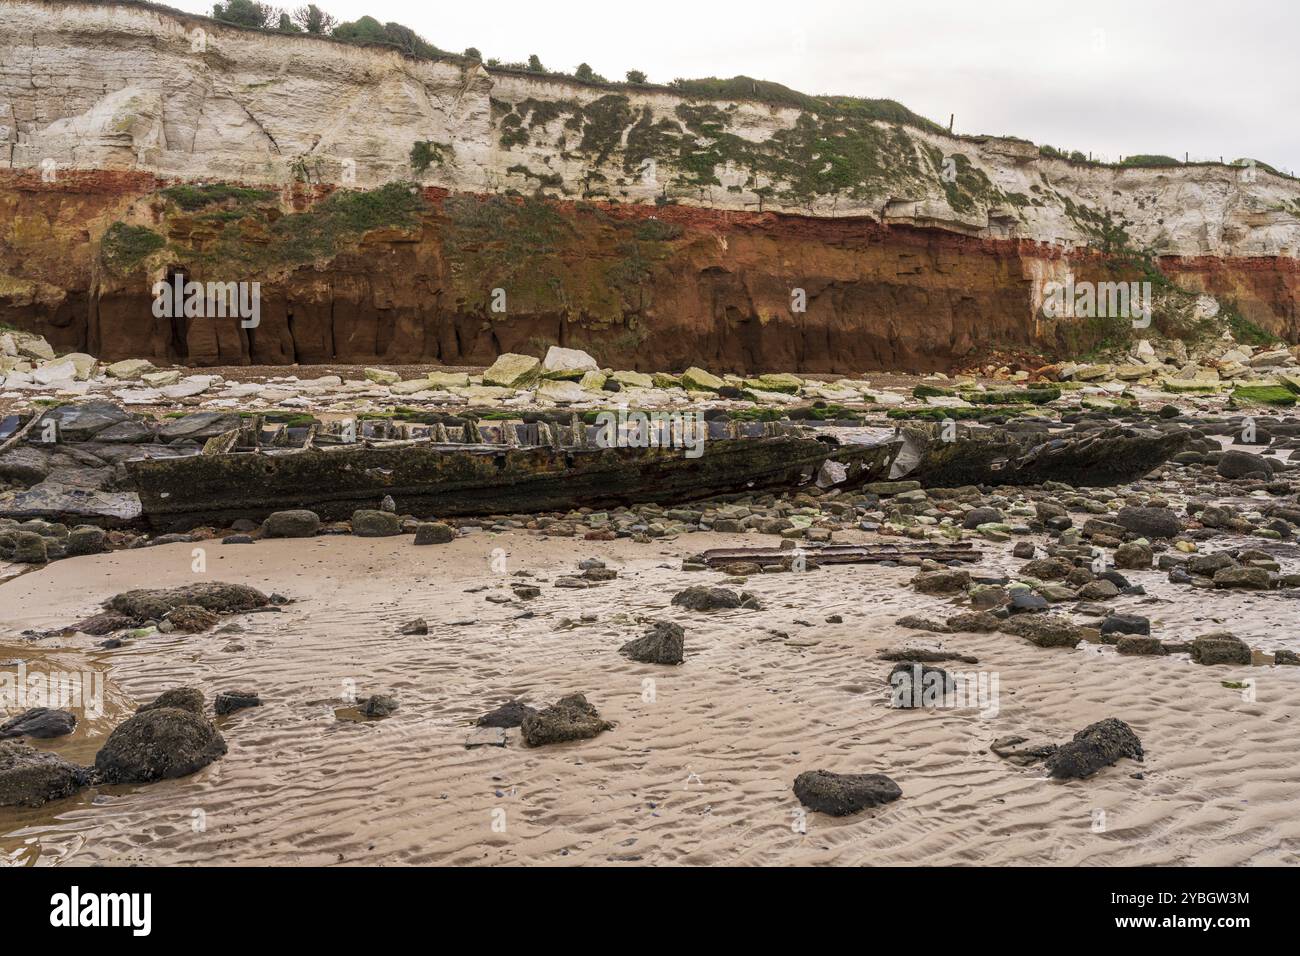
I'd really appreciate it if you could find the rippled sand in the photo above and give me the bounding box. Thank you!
[3,527,1299,866]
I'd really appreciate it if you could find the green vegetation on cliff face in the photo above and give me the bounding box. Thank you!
[492,93,1012,212]
[100,222,166,274]
[108,181,428,276]
[440,195,681,332]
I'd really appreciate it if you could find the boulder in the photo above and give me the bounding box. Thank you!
[1213,567,1271,590]
[619,621,685,664]
[1115,636,1164,655]
[65,525,107,556]
[93,708,227,783]
[363,368,400,385]
[359,695,400,718]
[888,662,955,708]
[680,367,724,391]
[0,741,89,807]
[105,582,269,621]
[105,359,155,379]
[1190,632,1252,665]
[541,346,598,379]
[1045,718,1144,779]
[158,412,241,443]
[214,690,261,716]
[792,770,902,816]
[1217,449,1269,479]
[44,401,130,441]
[1000,614,1086,648]
[262,510,321,538]
[138,687,205,716]
[1113,542,1154,569]
[1115,506,1182,539]
[521,693,612,746]
[910,569,971,594]
[962,506,1004,529]
[413,521,455,545]
[351,509,401,537]
[670,585,760,611]
[477,700,538,728]
[164,605,219,633]
[483,353,541,388]
[0,707,77,740]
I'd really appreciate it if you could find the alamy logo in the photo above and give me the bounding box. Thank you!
[1,663,104,718]
[593,409,706,459]
[49,887,151,936]
[152,274,261,328]
[1042,274,1151,328]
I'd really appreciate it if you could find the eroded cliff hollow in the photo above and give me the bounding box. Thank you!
[2,0,1299,370]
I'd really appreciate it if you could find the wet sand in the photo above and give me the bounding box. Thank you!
[3,525,1299,867]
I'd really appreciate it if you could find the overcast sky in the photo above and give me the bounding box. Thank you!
[170,0,1298,173]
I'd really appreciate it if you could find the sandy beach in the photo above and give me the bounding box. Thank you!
[4,519,1298,867]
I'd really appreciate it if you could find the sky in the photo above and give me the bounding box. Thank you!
[169,0,1298,173]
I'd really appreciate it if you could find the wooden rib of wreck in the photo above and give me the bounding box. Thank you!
[888,422,1190,488]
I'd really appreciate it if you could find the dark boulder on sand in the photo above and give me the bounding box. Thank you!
[792,770,902,816]
[670,585,760,611]
[1190,632,1252,665]
[262,509,321,538]
[105,582,269,622]
[137,687,205,716]
[0,707,77,740]
[888,662,955,708]
[1115,506,1182,539]
[0,741,90,807]
[476,699,538,728]
[620,621,685,664]
[215,690,261,715]
[521,694,612,747]
[1045,717,1143,780]
[94,708,228,784]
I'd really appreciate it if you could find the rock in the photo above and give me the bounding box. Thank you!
[105,358,155,380]
[541,346,598,378]
[1078,580,1119,600]
[1274,650,1300,666]
[10,531,48,563]
[991,735,1058,766]
[262,509,320,538]
[1099,613,1150,638]
[1009,589,1050,612]
[105,582,269,621]
[0,741,89,807]
[910,569,971,594]
[1190,632,1252,665]
[359,695,400,718]
[65,525,107,556]
[94,708,227,783]
[14,333,56,361]
[1045,718,1144,779]
[1115,506,1182,539]
[521,693,612,746]
[1000,614,1086,648]
[164,604,219,633]
[610,370,653,389]
[1213,567,1271,590]
[1116,635,1165,655]
[214,690,261,715]
[0,707,77,740]
[476,699,538,728]
[1113,542,1154,569]
[1021,557,1072,580]
[895,614,950,633]
[483,353,541,388]
[792,770,902,816]
[962,506,1003,529]
[620,620,685,664]
[44,400,130,441]
[351,509,401,537]
[680,366,724,391]
[946,610,1001,632]
[138,687,206,716]
[888,662,955,708]
[1186,551,1237,576]
[1217,449,1269,479]
[670,585,760,611]
[412,521,456,544]
[364,367,401,385]
[426,370,471,388]
[398,618,428,635]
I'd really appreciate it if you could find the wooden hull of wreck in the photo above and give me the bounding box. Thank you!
[898,425,1188,488]
[126,436,898,531]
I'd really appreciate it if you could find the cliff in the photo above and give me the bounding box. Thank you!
[2,0,1299,371]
